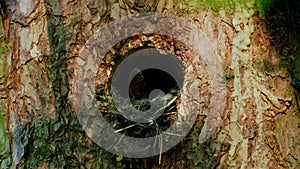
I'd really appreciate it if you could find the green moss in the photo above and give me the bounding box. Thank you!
[0,43,9,55]
[181,124,227,168]
[182,0,281,14]
[0,16,12,55]
[254,0,282,16]
[0,15,7,55]
[0,108,9,161]
[138,7,151,13]
[263,59,273,73]
[196,0,237,11]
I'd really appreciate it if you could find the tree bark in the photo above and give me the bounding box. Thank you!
[0,0,299,168]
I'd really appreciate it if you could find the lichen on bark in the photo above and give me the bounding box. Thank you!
[0,0,299,168]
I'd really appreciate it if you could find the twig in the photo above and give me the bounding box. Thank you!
[221,19,237,32]
[158,135,163,165]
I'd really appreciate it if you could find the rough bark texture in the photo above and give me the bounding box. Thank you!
[0,0,299,168]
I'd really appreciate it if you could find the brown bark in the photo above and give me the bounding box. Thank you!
[0,0,299,168]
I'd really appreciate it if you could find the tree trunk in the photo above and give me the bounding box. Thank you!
[0,0,299,168]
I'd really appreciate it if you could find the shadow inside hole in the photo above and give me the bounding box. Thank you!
[112,69,182,137]
[129,68,180,111]
[98,48,185,138]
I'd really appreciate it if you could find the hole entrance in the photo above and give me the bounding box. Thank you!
[95,34,189,138]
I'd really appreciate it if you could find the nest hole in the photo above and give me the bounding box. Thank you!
[95,34,190,138]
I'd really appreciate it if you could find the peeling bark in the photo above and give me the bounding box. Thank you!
[0,0,299,168]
